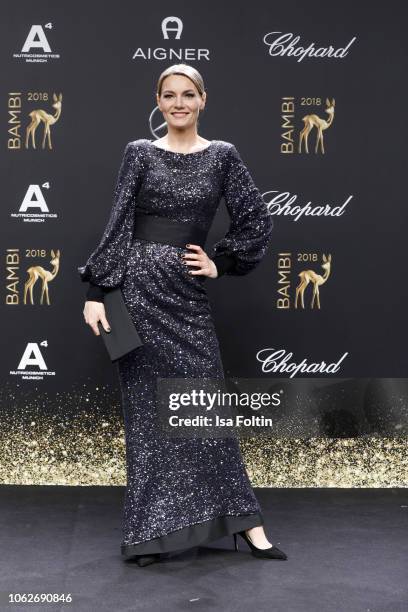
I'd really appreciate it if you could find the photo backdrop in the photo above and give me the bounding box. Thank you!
[1,0,407,486]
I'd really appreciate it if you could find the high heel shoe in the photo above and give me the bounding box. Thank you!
[233,530,287,560]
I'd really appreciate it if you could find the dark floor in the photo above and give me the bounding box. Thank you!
[0,486,407,612]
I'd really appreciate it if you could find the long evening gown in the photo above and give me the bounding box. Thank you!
[78,138,274,557]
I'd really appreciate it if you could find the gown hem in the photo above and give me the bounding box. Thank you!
[121,510,264,557]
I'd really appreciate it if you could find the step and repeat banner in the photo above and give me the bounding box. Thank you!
[1,1,407,486]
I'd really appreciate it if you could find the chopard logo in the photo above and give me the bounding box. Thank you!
[256,348,349,377]
[263,31,357,62]
[265,191,353,222]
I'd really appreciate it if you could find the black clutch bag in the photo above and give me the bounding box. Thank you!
[97,287,144,362]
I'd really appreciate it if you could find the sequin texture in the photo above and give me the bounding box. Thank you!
[78,138,273,555]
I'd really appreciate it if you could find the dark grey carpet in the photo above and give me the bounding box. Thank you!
[0,487,406,612]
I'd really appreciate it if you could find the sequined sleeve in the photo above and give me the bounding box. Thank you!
[77,141,145,298]
[210,144,273,277]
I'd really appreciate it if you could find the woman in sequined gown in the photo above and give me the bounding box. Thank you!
[79,65,285,564]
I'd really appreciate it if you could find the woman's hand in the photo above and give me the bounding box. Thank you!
[83,301,111,336]
[181,244,218,279]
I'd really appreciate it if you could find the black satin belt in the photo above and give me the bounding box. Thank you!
[133,212,208,249]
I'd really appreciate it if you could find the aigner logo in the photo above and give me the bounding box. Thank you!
[281,97,335,155]
[13,23,60,63]
[132,16,210,61]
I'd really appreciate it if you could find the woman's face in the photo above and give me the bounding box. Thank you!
[156,74,205,131]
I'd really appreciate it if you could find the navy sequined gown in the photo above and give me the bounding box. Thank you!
[78,138,273,557]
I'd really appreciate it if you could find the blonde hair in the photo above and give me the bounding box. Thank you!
[156,64,205,97]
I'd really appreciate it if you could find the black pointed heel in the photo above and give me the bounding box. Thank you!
[233,530,287,560]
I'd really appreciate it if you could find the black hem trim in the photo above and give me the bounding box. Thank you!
[121,511,264,557]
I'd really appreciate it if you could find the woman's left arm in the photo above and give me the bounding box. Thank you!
[210,143,273,277]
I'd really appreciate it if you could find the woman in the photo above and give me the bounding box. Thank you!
[79,64,287,566]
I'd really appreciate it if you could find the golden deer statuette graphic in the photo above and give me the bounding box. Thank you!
[25,92,62,150]
[295,253,332,309]
[23,249,60,305]
[298,98,335,154]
